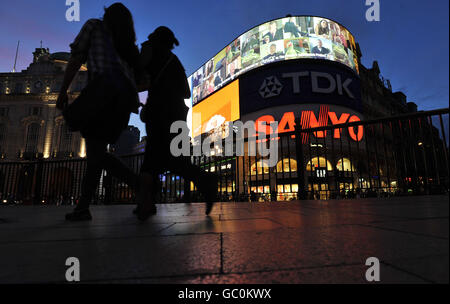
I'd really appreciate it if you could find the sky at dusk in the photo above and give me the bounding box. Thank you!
[0,0,448,138]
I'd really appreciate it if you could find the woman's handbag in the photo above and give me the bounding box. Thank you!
[62,74,110,133]
[63,71,137,143]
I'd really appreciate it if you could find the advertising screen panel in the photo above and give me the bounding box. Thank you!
[190,16,359,107]
[191,79,240,138]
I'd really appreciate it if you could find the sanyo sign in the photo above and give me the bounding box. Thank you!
[248,104,364,142]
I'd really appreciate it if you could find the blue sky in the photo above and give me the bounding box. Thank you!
[0,0,448,138]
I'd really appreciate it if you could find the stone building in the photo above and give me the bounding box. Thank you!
[0,47,88,161]
[359,59,417,118]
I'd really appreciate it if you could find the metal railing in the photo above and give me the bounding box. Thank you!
[0,108,448,205]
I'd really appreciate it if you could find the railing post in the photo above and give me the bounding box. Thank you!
[295,118,306,200]
[33,158,43,205]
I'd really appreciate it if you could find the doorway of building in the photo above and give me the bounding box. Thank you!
[308,183,329,200]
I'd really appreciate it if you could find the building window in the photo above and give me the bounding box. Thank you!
[14,82,23,94]
[0,107,9,117]
[250,186,270,194]
[276,158,297,173]
[0,123,6,153]
[30,107,42,116]
[336,158,356,172]
[277,184,299,198]
[25,123,40,153]
[250,160,270,176]
[306,157,333,171]
[33,81,44,93]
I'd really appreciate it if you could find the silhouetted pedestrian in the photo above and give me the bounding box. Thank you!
[250,191,257,202]
[56,3,141,221]
[136,26,218,221]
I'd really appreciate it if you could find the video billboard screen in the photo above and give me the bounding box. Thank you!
[190,16,359,106]
[191,79,240,138]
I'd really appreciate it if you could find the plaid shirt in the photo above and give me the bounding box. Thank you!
[70,19,135,83]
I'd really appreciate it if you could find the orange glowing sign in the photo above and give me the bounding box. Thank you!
[255,107,363,142]
[192,79,240,138]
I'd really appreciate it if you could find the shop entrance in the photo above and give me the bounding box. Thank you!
[308,182,329,200]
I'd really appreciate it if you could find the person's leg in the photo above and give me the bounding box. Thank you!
[68,137,140,220]
[155,118,218,214]
[167,155,218,215]
[76,138,106,210]
[84,142,140,202]
[183,178,191,203]
[140,121,217,216]
[66,138,105,220]
[135,122,159,220]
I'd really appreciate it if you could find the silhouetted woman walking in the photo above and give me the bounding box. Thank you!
[56,3,140,221]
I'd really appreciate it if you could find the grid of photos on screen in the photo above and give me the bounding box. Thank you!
[190,16,360,106]
[191,38,241,106]
[282,17,311,60]
[259,19,285,64]
[240,26,261,73]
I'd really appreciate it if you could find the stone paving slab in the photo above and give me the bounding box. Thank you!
[365,219,449,239]
[0,233,221,284]
[105,263,427,284]
[0,222,172,244]
[159,218,282,235]
[383,254,449,283]
[0,195,448,284]
[222,226,448,274]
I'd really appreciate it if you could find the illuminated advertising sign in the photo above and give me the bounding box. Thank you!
[186,62,362,138]
[239,60,362,114]
[190,16,359,106]
[191,79,240,138]
[243,104,364,142]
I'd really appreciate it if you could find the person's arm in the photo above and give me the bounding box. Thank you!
[136,41,152,92]
[56,56,83,110]
[56,19,93,110]
[136,62,150,93]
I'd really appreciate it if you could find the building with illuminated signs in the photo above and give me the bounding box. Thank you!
[0,18,426,203]
[184,16,419,201]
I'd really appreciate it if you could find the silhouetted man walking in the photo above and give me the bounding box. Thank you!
[136,26,217,220]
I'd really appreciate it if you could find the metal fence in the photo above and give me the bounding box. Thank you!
[0,108,448,205]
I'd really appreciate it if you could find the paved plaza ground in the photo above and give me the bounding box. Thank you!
[0,195,448,284]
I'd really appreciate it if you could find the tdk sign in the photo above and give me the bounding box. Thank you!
[259,72,355,99]
[240,62,362,114]
[282,71,355,99]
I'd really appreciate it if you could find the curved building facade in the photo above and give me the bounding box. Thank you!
[180,16,414,201]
